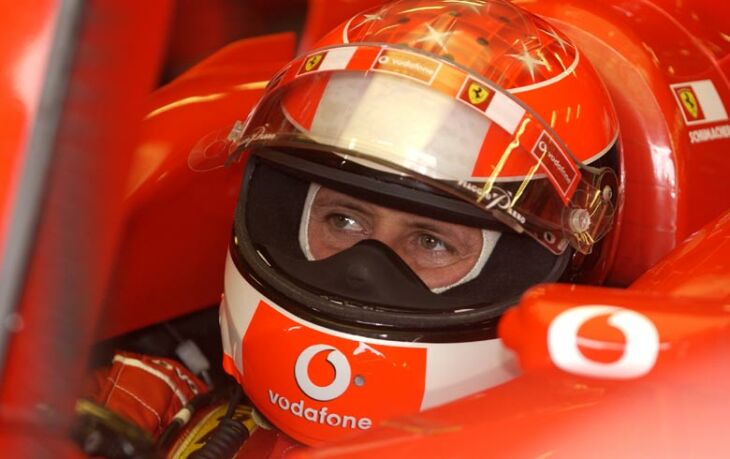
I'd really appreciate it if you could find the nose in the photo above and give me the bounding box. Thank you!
[366,220,405,256]
[344,263,371,292]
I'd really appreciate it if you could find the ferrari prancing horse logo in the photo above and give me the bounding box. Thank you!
[459,77,493,111]
[304,53,324,72]
[677,87,700,119]
[468,82,489,105]
[298,53,326,75]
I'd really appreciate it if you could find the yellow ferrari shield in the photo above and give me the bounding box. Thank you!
[304,54,324,72]
[678,87,700,119]
[468,82,490,105]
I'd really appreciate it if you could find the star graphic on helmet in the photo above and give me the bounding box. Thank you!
[363,12,384,22]
[539,27,572,54]
[508,42,549,81]
[352,11,385,31]
[414,24,457,52]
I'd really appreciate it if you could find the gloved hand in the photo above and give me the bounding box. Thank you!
[84,351,209,438]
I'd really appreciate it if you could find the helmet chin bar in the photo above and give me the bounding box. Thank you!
[261,239,480,312]
[231,233,504,340]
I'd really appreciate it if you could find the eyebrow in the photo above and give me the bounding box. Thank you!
[316,197,374,218]
[406,218,459,240]
[319,199,446,233]
[316,193,473,242]
[407,219,444,233]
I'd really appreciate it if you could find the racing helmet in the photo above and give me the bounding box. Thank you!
[218,0,620,445]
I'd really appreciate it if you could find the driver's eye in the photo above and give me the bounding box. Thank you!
[328,214,362,231]
[418,233,447,251]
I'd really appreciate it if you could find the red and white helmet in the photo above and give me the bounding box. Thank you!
[218,0,620,445]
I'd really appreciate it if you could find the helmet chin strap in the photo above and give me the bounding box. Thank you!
[297,183,500,294]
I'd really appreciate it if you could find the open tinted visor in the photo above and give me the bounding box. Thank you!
[220,44,617,254]
[231,153,570,336]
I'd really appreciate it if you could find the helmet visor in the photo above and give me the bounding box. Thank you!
[223,44,617,254]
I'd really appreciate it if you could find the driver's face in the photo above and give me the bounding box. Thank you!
[306,186,485,290]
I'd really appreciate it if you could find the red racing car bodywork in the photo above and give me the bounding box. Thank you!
[0,0,728,457]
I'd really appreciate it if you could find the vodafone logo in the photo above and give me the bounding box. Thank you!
[547,306,660,379]
[267,344,373,431]
[295,344,352,401]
